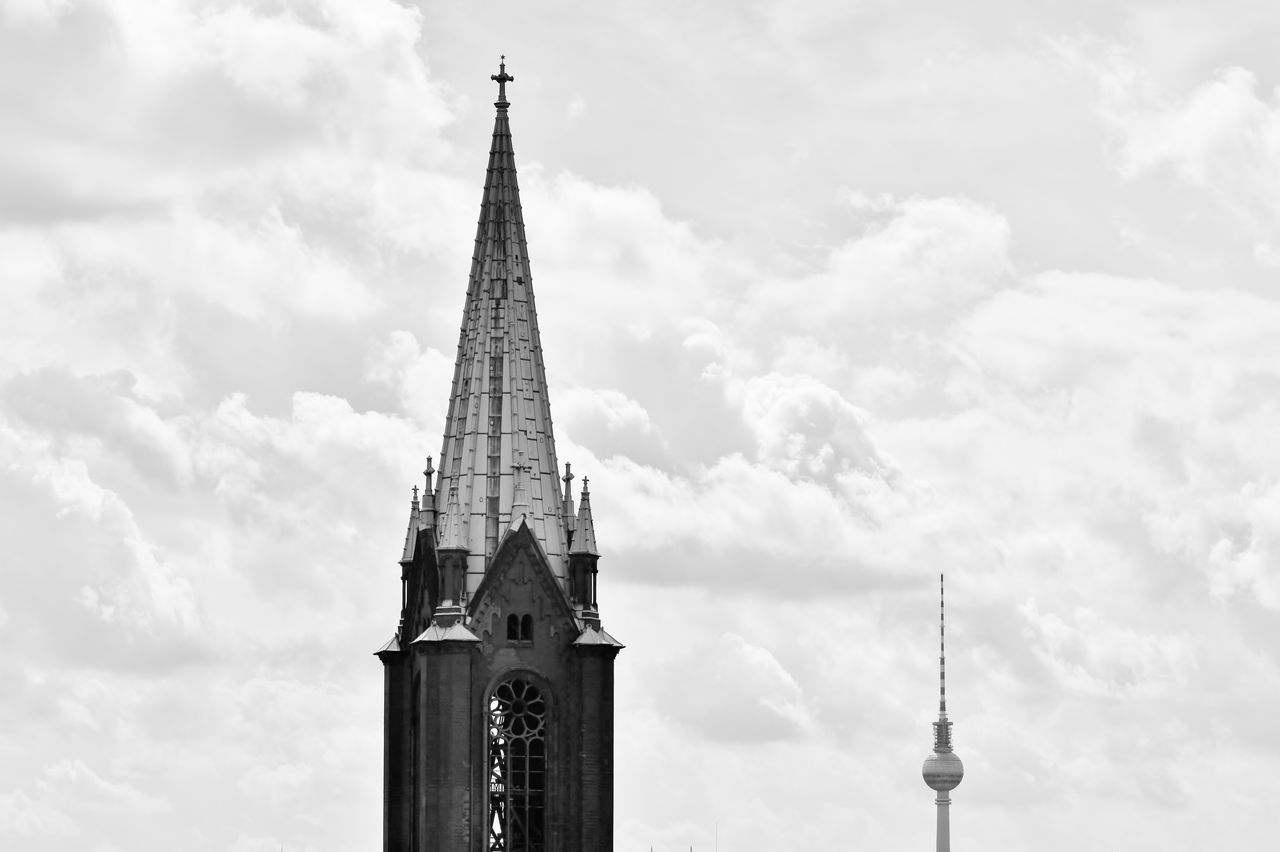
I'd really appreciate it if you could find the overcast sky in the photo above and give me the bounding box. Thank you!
[3,1,1280,850]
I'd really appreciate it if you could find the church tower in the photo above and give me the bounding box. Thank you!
[376,59,623,852]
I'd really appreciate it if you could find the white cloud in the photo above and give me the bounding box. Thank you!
[739,195,1013,344]
[1071,46,1280,256]
[1018,599,1197,698]
[364,330,455,428]
[238,762,316,806]
[0,789,76,837]
[1114,67,1280,229]
[734,372,888,481]
[43,760,169,816]
[654,632,812,742]
[0,430,200,637]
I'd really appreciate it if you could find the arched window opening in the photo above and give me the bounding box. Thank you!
[519,614,533,641]
[506,614,520,641]
[488,678,547,852]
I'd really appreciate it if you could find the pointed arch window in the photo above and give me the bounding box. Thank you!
[487,677,547,852]
[506,613,534,644]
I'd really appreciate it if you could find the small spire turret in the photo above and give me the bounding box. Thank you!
[396,484,423,641]
[568,476,601,625]
[400,485,423,564]
[420,456,436,539]
[571,477,599,557]
[438,484,468,553]
[433,484,469,627]
[562,463,577,551]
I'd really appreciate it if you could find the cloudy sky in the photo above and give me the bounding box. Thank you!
[3,0,1280,849]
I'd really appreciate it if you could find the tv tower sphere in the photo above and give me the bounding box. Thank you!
[923,747,964,791]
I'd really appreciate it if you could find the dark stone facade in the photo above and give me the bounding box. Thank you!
[379,523,618,851]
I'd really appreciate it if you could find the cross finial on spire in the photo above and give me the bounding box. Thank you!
[492,55,514,106]
[412,484,419,503]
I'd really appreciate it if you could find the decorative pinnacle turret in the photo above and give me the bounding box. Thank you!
[491,55,514,107]
[571,477,599,557]
[562,462,577,550]
[438,484,468,552]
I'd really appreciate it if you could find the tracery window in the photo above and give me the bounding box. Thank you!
[487,677,547,852]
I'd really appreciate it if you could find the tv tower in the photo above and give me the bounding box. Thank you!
[922,572,963,852]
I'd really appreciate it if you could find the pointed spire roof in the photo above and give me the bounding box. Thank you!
[570,477,599,556]
[438,483,468,552]
[434,58,568,593]
[400,486,422,563]
[562,462,577,549]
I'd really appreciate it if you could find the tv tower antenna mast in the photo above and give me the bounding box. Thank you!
[922,572,964,852]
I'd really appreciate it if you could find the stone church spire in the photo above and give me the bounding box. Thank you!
[433,55,569,595]
[378,61,621,852]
